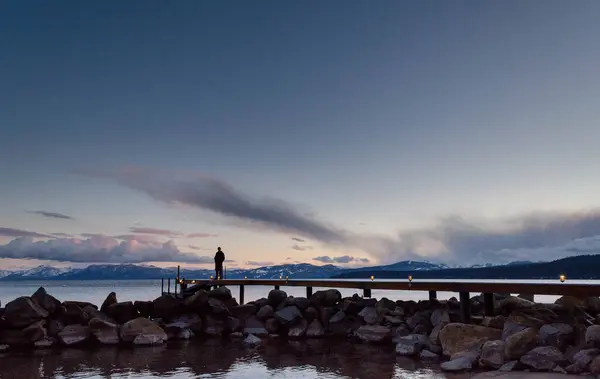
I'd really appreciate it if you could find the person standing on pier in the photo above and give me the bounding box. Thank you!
[214,247,225,280]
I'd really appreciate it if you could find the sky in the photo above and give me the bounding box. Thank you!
[2,1,600,270]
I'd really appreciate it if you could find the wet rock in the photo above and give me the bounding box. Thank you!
[31,287,61,314]
[164,321,194,340]
[244,315,268,336]
[441,357,472,372]
[3,297,49,328]
[267,290,288,306]
[100,292,117,313]
[329,310,345,324]
[479,340,505,369]
[208,287,232,300]
[243,334,262,347]
[520,346,568,371]
[419,349,440,360]
[430,309,450,328]
[203,314,226,335]
[230,304,257,320]
[310,289,341,307]
[184,289,209,311]
[58,324,90,346]
[256,305,274,321]
[133,301,153,318]
[539,323,574,349]
[88,318,119,344]
[359,307,382,325]
[34,337,54,349]
[439,323,502,357]
[265,318,280,334]
[168,314,204,334]
[586,324,600,347]
[306,319,325,337]
[505,327,539,360]
[120,317,167,345]
[288,318,308,338]
[275,306,302,325]
[395,334,427,356]
[106,302,139,324]
[355,325,391,343]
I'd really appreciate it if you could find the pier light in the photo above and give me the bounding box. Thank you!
[370,275,374,281]
[560,274,566,283]
[191,280,196,284]
[280,275,282,280]
[245,276,247,280]
[286,276,289,280]
[210,275,213,280]
[408,275,413,282]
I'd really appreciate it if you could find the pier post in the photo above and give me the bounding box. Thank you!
[306,286,313,298]
[459,291,471,323]
[239,285,245,305]
[483,293,495,316]
[363,288,372,298]
[429,291,437,301]
[161,278,164,294]
[167,278,171,294]
[274,285,280,290]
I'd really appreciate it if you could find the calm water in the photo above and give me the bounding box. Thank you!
[0,279,595,379]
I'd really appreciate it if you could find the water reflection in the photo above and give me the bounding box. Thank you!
[0,339,477,379]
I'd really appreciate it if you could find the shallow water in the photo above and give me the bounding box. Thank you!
[0,339,480,379]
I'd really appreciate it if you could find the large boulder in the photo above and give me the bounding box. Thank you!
[242,334,262,347]
[106,302,139,324]
[31,287,61,314]
[395,334,428,356]
[82,305,113,323]
[430,309,450,328]
[100,292,117,313]
[586,324,600,347]
[152,295,182,320]
[275,306,302,325]
[208,298,231,316]
[268,290,288,306]
[310,289,341,307]
[243,316,268,336]
[479,340,505,369]
[3,297,49,328]
[539,323,574,350]
[288,318,308,338]
[256,305,274,321]
[203,314,226,335]
[355,325,392,343]
[439,323,502,357]
[359,307,382,325]
[133,301,153,318]
[0,320,47,345]
[306,319,325,337]
[208,287,232,300]
[47,319,65,337]
[265,318,280,334]
[184,289,209,311]
[571,348,600,370]
[441,357,472,372]
[120,317,167,345]
[167,314,204,334]
[57,303,90,325]
[505,327,538,360]
[230,304,257,320]
[520,346,568,371]
[88,318,119,344]
[58,324,90,346]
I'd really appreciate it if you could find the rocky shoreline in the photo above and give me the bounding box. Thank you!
[2,287,600,375]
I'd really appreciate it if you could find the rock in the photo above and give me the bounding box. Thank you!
[265,318,280,334]
[479,340,506,369]
[431,309,450,327]
[310,289,341,307]
[288,318,308,338]
[63,301,97,309]
[539,323,574,349]
[3,297,49,328]
[275,306,302,325]
[164,320,194,340]
[306,319,325,337]
[359,307,382,325]
[407,311,432,332]
[227,317,241,332]
[208,287,232,300]
[244,315,268,336]
[502,321,528,340]
[482,315,506,330]
[319,306,338,327]
[48,319,65,336]
[586,324,600,347]
[439,323,502,357]
[0,345,8,352]
[203,314,226,335]
[429,324,443,345]
[230,304,257,320]
[242,334,262,347]
[58,324,90,346]
[31,287,61,314]
[34,337,55,349]
[420,349,440,360]
[304,307,319,322]
[508,308,560,328]
[208,298,231,316]
[375,298,396,314]
[106,302,139,324]
[100,292,117,313]
[520,346,568,371]
[167,314,204,334]
[184,289,209,311]
[58,303,91,325]
[133,301,153,318]
[294,297,310,311]
[441,357,472,372]
[498,296,536,313]
[395,335,427,356]
[590,355,600,374]
[518,294,534,302]
[342,298,366,315]
[257,305,274,321]
[565,363,585,374]
[120,317,167,345]
[572,348,600,369]
[268,290,288,306]
[89,318,119,344]
[329,310,345,324]
[498,360,521,372]
[355,325,391,343]
[153,295,183,320]
[505,327,539,360]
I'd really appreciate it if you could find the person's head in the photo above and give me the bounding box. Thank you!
[217,247,221,251]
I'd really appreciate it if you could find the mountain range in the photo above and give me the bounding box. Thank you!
[0,260,538,281]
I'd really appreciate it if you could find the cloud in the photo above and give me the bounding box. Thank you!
[291,237,305,242]
[359,258,371,263]
[51,233,74,238]
[246,261,275,266]
[188,245,212,251]
[187,233,218,238]
[26,210,75,220]
[291,244,313,251]
[0,227,52,239]
[312,255,367,264]
[0,234,213,264]
[129,227,182,237]
[113,234,160,244]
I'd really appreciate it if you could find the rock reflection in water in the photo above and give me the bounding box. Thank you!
[0,339,473,379]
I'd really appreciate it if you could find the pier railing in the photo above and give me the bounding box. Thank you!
[162,277,600,324]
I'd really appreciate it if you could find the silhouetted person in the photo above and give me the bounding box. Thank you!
[214,247,225,279]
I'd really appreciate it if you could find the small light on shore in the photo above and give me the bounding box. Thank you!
[370,275,374,281]
[560,274,566,283]
[408,275,413,282]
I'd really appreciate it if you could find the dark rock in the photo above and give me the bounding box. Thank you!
[63,301,97,309]
[499,360,521,372]
[48,319,65,337]
[120,317,167,345]
[304,307,318,322]
[586,324,600,347]
[268,290,288,306]
[441,357,472,372]
[227,317,241,333]
[83,305,113,323]
[58,324,90,346]
[34,337,55,349]
[256,305,274,321]
[243,315,268,336]
[31,287,61,314]
[306,319,325,337]
[565,363,585,374]
[167,314,203,334]
[133,301,153,318]
[265,318,280,334]
[430,309,450,328]
[208,298,231,316]
[355,325,391,343]
[429,324,442,345]
[58,303,91,325]
[275,306,302,325]
[100,292,117,313]
[230,304,257,320]
[342,298,365,315]
[590,355,600,374]
[395,334,427,356]
[375,298,396,314]
[89,318,119,344]
[482,315,506,329]
[539,323,574,350]
[223,297,239,310]
[288,318,308,338]
[572,348,600,369]
[419,349,440,360]
[520,346,568,371]
[293,297,310,311]
[359,307,382,325]
[252,298,269,308]
[329,310,345,324]
[319,306,338,327]
[152,295,182,320]
[412,324,428,335]
[203,314,226,336]
[518,294,534,302]
[479,340,505,369]
[208,287,232,300]
[439,323,502,357]
[502,321,528,340]
[383,315,404,326]
[505,327,539,360]
[106,302,139,324]
[242,334,262,347]
[184,290,209,311]
[310,289,341,307]
[3,297,49,328]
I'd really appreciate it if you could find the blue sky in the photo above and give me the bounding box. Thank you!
[2,1,600,269]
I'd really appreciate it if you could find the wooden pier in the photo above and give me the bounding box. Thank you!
[161,275,600,324]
